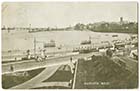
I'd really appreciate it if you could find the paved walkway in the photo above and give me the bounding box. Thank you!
[32,82,70,88]
[11,65,61,89]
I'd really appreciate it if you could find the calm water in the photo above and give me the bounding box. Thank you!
[2,30,132,53]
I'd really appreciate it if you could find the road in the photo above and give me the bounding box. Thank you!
[2,50,73,62]
[2,52,99,74]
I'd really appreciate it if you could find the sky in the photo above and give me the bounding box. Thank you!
[2,2,138,28]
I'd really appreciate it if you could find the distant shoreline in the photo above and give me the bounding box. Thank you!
[2,29,138,34]
[27,29,138,34]
[92,30,138,34]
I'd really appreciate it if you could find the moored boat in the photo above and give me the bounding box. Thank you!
[44,40,56,48]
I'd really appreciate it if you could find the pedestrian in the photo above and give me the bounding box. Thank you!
[26,49,31,59]
[36,56,42,62]
[106,48,113,57]
[70,57,73,62]
[41,49,46,59]
[10,65,14,72]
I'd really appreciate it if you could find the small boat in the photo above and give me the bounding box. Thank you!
[81,36,92,45]
[80,40,91,45]
[112,35,118,37]
[44,40,56,48]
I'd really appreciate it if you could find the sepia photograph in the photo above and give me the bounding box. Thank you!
[1,2,138,89]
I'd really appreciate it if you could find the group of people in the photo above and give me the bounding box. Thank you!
[26,49,47,62]
[9,49,47,72]
[36,49,47,62]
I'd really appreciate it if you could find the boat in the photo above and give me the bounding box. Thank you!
[112,35,118,37]
[80,36,92,45]
[44,40,56,48]
[80,40,91,45]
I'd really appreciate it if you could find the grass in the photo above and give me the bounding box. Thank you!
[2,68,45,89]
[75,55,138,89]
[43,65,73,82]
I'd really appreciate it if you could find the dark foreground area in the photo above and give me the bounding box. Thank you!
[2,68,45,89]
[75,56,138,89]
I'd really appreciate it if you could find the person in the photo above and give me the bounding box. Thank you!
[41,49,46,59]
[106,48,113,57]
[43,49,47,59]
[15,57,17,61]
[70,57,73,62]
[26,49,31,59]
[10,65,14,72]
[36,56,42,62]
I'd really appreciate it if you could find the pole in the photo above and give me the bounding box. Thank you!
[34,37,36,58]
[29,24,31,32]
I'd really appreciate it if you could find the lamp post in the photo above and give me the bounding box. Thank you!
[34,37,36,58]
